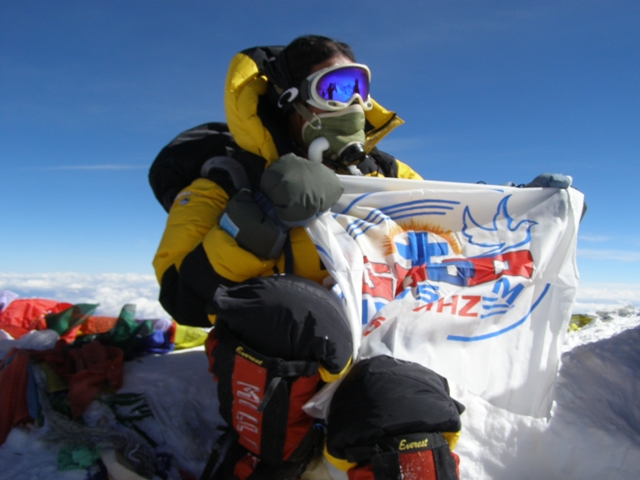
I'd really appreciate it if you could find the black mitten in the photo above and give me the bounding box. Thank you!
[218,189,287,259]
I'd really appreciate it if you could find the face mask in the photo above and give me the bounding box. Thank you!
[301,104,366,165]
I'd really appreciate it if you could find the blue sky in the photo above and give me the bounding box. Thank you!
[1,0,638,285]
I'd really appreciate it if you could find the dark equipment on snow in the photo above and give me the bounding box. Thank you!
[201,274,353,480]
[325,355,465,480]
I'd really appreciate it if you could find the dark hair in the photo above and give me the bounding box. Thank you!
[284,35,355,85]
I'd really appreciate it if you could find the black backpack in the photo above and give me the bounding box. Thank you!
[149,122,238,212]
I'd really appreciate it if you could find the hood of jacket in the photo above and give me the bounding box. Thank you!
[223,46,404,166]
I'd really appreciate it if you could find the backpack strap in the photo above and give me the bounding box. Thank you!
[199,431,235,480]
[211,321,319,465]
[201,155,252,193]
[258,357,318,413]
[282,235,294,274]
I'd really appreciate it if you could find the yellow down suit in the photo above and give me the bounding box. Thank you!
[151,46,422,327]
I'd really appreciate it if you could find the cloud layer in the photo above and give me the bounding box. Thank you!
[2,273,639,319]
[0,272,166,319]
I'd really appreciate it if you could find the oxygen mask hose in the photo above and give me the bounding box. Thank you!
[308,137,330,163]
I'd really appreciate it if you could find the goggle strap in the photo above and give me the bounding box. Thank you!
[293,102,321,130]
[272,83,321,129]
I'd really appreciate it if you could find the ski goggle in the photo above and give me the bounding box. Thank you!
[299,63,373,111]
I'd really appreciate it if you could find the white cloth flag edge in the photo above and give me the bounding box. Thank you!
[305,176,584,419]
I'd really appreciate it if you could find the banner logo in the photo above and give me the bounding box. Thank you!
[352,195,545,341]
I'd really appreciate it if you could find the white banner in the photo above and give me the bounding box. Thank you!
[306,176,583,418]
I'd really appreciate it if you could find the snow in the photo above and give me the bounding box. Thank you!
[1,276,640,479]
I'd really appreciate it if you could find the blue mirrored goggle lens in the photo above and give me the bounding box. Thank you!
[314,66,370,103]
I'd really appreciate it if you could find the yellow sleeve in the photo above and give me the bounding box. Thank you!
[153,177,278,284]
[152,178,229,283]
[201,225,277,283]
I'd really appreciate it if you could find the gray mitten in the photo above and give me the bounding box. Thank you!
[525,173,572,189]
[218,189,287,259]
[260,153,344,227]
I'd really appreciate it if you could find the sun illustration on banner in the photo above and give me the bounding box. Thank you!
[382,221,462,257]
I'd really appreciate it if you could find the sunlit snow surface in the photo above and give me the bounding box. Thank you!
[1,274,639,479]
